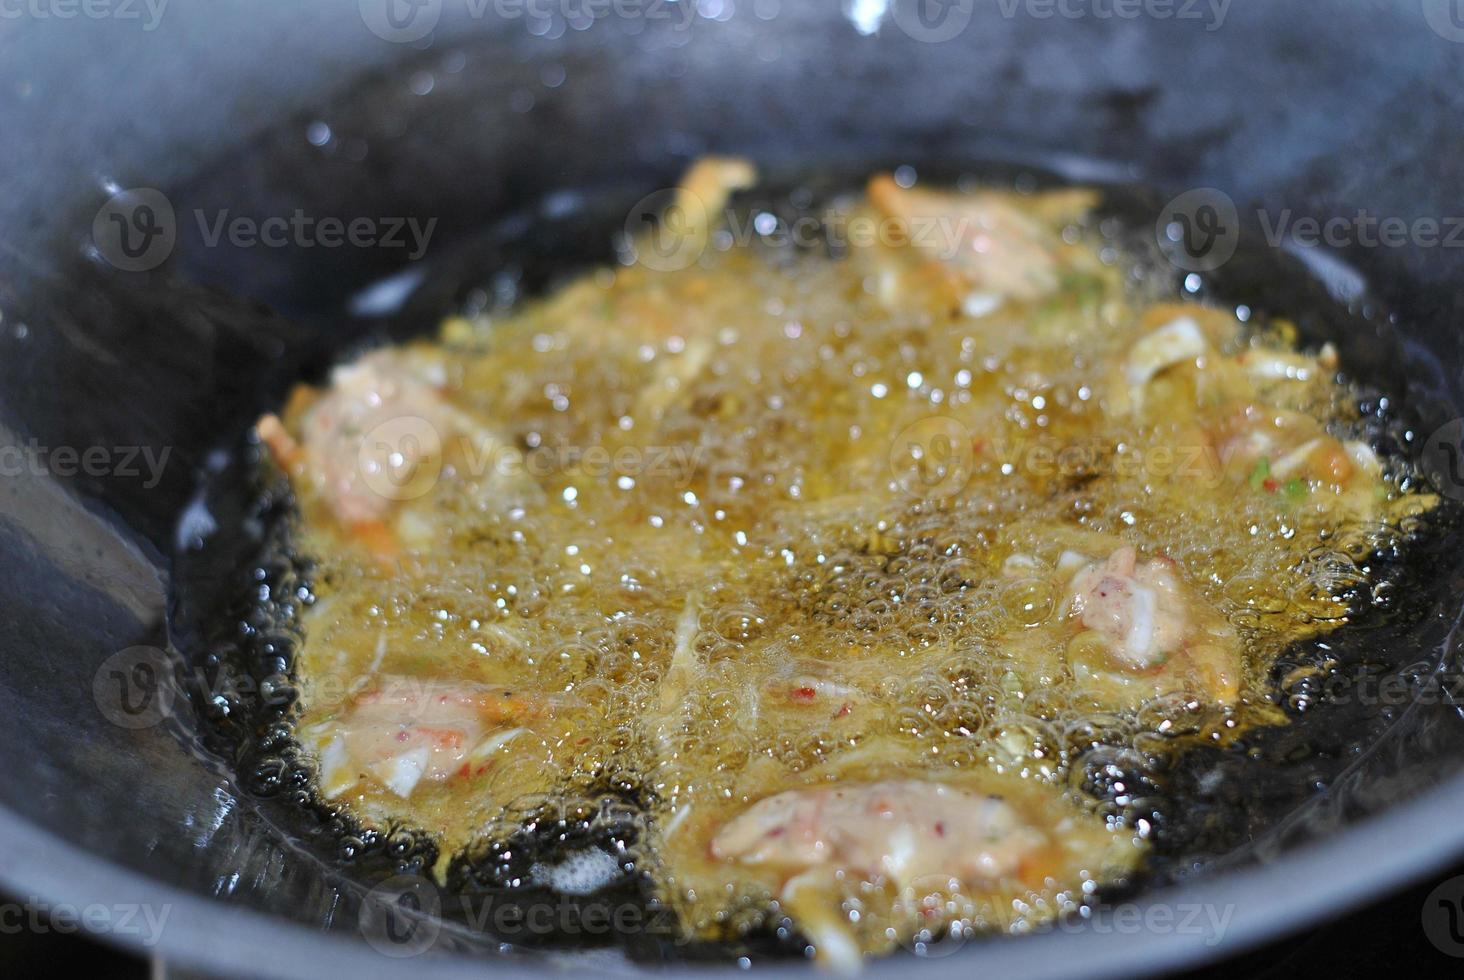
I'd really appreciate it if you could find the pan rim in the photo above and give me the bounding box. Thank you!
[4,755,1464,978]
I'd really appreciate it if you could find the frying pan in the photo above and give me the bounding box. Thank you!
[4,1,1464,975]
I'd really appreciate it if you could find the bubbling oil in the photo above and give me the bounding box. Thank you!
[254,173,1437,961]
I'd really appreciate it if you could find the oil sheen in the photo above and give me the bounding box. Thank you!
[255,161,1436,965]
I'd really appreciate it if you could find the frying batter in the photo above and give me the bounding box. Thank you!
[258,159,1431,966]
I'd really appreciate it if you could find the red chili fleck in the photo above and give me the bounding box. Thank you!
[1263,478,1279,492]
[834,702,852,718]
[792,686,817,702]
[935,822,946,837]
[418,727,462,749]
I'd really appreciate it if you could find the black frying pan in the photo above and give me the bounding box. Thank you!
[4,2,1464,976]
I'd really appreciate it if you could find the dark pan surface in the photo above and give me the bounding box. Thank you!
[4,2,1464,976]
